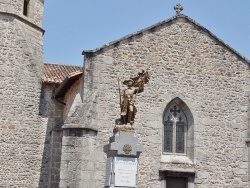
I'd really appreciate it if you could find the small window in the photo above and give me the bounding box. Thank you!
[23,0,30,16]
[163,104,187,154]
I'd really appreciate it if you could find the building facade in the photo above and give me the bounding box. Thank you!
[0,0,45,187]
[0,1,250,188]
[78,9,250,187]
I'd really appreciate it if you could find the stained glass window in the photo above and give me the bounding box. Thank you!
[163,104,187,154]
[164,120,173,152]
[176,121,185,153]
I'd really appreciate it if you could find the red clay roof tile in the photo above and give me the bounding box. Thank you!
[43,63,83,84]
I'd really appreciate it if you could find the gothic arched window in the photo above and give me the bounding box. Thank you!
[163,104,188,154]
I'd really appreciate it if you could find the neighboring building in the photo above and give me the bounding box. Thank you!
[0,2,250,188]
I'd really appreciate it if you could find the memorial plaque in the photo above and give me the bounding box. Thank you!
[103,132,143,187]
[114,157,137,187]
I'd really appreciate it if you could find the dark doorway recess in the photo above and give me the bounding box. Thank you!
[166,177,187,188]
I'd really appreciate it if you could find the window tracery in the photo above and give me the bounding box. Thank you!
[163,104,187,154]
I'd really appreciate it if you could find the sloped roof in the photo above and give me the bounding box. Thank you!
[82,14,250,65]
[43,63,83,84]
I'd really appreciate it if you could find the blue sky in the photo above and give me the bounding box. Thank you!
[43,0,250,66]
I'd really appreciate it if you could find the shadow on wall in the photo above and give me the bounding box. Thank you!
[38,84,64,188]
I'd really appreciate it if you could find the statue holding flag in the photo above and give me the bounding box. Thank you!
[118,70,150,126]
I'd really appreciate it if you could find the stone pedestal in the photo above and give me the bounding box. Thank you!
[103,131,143,188]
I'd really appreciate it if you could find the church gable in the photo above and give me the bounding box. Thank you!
[83,14,249,68]
[83,14,249,101]
[82,16,250,121]
[80,9,250,187]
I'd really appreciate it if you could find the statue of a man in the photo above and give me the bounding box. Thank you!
[119,70,149,125]
[120,79,138,125]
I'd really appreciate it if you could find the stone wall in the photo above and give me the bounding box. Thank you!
[82,16,250,187]
[0,1,45,187]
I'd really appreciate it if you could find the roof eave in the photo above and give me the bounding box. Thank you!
[53,72,83,99]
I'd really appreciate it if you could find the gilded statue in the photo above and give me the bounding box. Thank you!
[119,70,150,125]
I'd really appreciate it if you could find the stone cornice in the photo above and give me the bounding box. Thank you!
[62,124,98,132]
[0,11,45,35]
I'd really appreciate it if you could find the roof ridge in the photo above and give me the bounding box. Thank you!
[44,62,82,68]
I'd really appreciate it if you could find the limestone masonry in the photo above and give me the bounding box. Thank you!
[0,1,250,188]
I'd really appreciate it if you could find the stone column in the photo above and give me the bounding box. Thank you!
[103,131,143,188]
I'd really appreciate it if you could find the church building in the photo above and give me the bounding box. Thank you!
[0,1,250,188]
